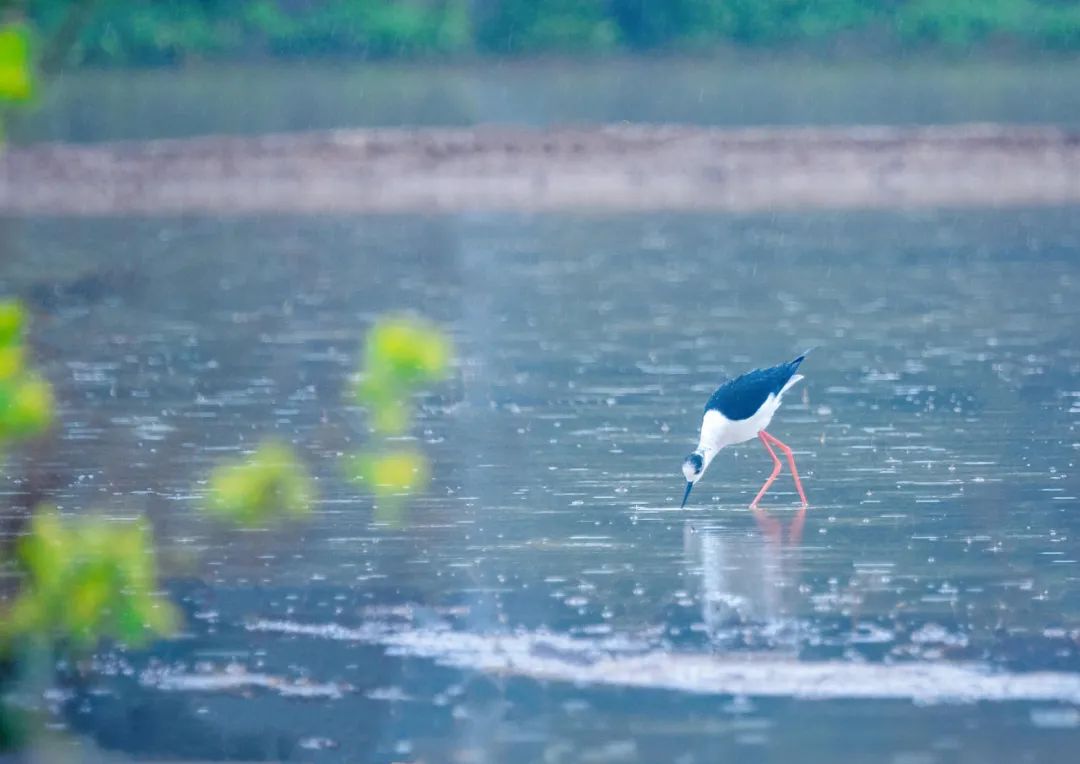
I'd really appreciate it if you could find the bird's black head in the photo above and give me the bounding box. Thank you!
[682,452,704,481]
[680,451,706,508]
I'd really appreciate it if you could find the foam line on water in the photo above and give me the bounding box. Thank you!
[248,619,1080,705]
[140,663,349,699]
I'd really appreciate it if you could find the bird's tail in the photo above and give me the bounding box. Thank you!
[790,346,816,370]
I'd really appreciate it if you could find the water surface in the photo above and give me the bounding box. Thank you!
[12,56,1080,143]
[1,209,1078,761]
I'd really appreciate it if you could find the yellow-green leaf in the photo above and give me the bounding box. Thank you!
[1,507,178,652]
[0,300,25,346]
[205,440,314,525]
[0,25,33,103]
[2,375,53,435]
[346,449,430,496]
[0,345,24,381]
[362,315,451,391]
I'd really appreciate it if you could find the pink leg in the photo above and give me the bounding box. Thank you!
[749,431,782,508]
[761,431,809,507]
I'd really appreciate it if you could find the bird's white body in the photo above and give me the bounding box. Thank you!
[694,374,803,472]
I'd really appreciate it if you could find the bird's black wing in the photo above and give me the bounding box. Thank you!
[705,355,805,421]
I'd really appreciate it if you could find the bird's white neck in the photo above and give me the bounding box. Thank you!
[693,444,719,475]
[699,409,735,452]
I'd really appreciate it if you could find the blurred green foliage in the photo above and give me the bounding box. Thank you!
[0,286,452,749]
[1,310,156,704]
[346,448,430,494]
[476,0,618,53]
[894,0,1080,47]
[1,508,178,652]
[348,315,451,506]
[356,314,450,435]
[204,440,314,525]
[0,23,33,101]
[23,0,1080,65]
[0,22,33,145]
[0,301,54,444]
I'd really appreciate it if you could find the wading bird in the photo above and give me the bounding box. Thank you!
[681,353,809,509]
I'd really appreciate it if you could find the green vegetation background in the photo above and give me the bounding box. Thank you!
[24,0,1080,66]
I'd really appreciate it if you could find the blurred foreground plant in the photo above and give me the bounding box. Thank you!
[0,22,33,147]
[0,299,55,752]
[357,314,450,434]
[0,301,453,752]
[344,448,431,495]
[0,301,54,444]
[204,440,313,526]
[0,508,177,653]
[0,24,33,104]
[348,315,451,515]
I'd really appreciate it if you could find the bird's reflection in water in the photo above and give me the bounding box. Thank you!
[684,506,806,651]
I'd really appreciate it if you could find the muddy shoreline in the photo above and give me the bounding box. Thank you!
[2,124,1078,215]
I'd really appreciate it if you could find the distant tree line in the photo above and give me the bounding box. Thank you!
[18,0,1080,66]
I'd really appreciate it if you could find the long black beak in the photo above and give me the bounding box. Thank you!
[680,481,694,508]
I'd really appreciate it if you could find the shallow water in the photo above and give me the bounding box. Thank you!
[12,57,1080,143]
[1,209,1079,761]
